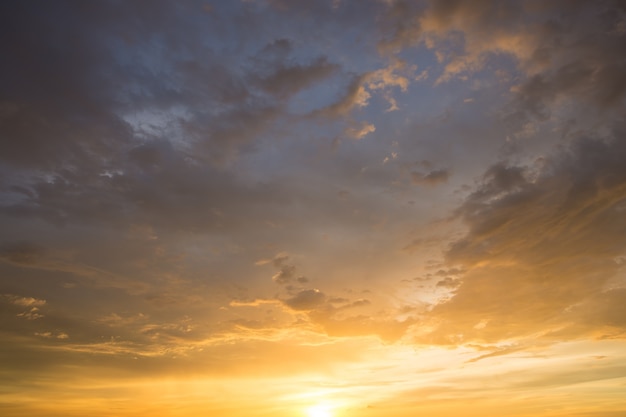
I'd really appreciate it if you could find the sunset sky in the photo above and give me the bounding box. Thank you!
[1,1,626,416]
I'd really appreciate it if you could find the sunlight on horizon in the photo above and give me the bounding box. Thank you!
[306,404,334,417]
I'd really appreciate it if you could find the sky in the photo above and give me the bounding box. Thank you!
[1,1,626,416]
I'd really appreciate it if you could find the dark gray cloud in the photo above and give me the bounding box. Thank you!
[422,128,626,345]
[253,53,338,98]
[0,1,370,240]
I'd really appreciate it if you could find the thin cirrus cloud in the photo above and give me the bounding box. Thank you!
[1,1,625,416]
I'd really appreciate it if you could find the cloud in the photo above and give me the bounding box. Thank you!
[314,57,415,118]
[272,265,298,284]
[98,313,149,327]
[270,253,306,285]
[411,168,450,186]
[420,129,626,346]
[0,3,331,235]
[377,0,626,120]
[316,73,371,116]
[377,0,425,54]
[345,121,376,139]
[314,313,414,343]
[283,289,326,311]
[277,285,411,342]
[254,55,339,98]
[366,58,413,92]
[1,2,625,414]
[1,140,291,234]
[1,293,46,308]
[35,331,68,339]
[1,293,47,321]
[0,242,45,266]
[0,239,153,295]
[16,307,44,320]
[435,276,460,289]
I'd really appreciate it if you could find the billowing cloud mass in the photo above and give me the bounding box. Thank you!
[1,1,625,417]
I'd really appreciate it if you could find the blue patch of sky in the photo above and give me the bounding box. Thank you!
[286,72,351,114]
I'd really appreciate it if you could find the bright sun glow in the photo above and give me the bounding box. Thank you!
[306,404,333,417]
